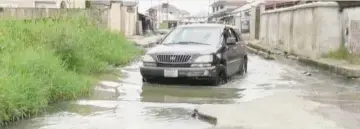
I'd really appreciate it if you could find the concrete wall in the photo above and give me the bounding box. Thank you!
[121,6,137,36]
[108,3,122,32]
[260,2,341,58]
[249,6,257,40]
[108,3,138,36]
[0,0,86,8]
[342,7,360,54]
[68,0,86,8]
[0,8,108,28]
[0,0,34,8]
[0,3,138,37]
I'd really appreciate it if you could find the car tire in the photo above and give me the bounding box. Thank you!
[238,57,248,75]
[142,76,156,83]
[244,57,248,73]
[221,64,229,83]
[209,64,227,86]
[209,75,221,86]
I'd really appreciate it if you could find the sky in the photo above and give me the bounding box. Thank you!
[137,0,217,15]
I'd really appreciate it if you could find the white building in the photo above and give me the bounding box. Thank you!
[181,11,208,24]
[208,0,247,24]
[147,3,190,28]
[231,1,263,33]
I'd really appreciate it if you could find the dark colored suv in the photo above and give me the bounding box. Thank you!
[140,24,248,86]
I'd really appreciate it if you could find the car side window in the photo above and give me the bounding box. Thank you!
[234,28,243,41]
[234,29,243,41]
[229,28,239,42]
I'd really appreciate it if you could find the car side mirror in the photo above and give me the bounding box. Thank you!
[226,37,236,45]
[155,37,163,44]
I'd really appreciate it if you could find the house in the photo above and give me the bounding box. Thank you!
[147,3,190,29]
[231,1,261,33]
[181,11,208,24]
[208,0,248,24]
[229,0,303,33]
[0,0,86,8]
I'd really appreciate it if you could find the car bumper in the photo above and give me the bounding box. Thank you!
[140,66,218,78]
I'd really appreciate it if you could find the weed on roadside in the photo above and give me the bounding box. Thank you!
[0,15,141,123]
[324,44,360,64]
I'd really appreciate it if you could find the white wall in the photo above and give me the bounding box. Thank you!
[0,0,34,8]
[109,2,122,32]
[342,7,360,54]
[249,6,256,40]
[108,4,138,36]
[0,0,86,8]
[68,0,86,8]
[34,1,57,8]
[260,2,341,58]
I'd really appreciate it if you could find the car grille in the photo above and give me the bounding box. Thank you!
[156,55,191,63]
[157,63,191,67]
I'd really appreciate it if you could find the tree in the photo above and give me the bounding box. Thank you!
[85,0,91,8]
[60,1,66,8]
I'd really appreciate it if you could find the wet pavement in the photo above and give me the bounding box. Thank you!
[4,53,360,129]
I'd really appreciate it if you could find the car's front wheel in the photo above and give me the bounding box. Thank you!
[142,76,156,83]
[238,57,248,75]
[208,64,227,86]
[209,76,221,86]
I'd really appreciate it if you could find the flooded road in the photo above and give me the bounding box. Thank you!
[5,54,360,129]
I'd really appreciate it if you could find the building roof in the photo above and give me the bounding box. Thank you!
[211,0,248,6]
[208,7,237,19]
[147,3,190,15]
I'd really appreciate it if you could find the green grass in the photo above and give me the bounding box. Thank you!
[324,44,360,64]
[0,16,141,124]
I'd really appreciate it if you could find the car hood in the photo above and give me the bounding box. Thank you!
[147,44,219,55]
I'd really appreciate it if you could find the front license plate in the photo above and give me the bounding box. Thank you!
[164,69,178,78]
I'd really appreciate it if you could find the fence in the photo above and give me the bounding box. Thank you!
[0,8,109,29]
[260,2,342,58]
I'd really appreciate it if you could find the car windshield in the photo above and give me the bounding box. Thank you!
[161,26,222,45]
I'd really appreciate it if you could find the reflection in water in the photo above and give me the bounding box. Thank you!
[140,85,244,104]
[6,54,360,129]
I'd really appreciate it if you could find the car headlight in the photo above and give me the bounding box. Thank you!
[142,54,155,62]
[194,55,213,63]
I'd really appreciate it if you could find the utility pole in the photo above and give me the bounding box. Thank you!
[208,0,210,17]
[166,0,169,22]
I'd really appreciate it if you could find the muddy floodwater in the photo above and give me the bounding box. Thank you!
[5,54,360,129]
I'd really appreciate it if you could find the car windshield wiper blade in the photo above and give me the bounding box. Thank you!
[175,41,209,45]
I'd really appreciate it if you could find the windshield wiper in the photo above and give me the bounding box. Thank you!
[175,41,209,45]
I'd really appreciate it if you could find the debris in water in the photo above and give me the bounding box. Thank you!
[191,109,198,118]
[303,71,311,76]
